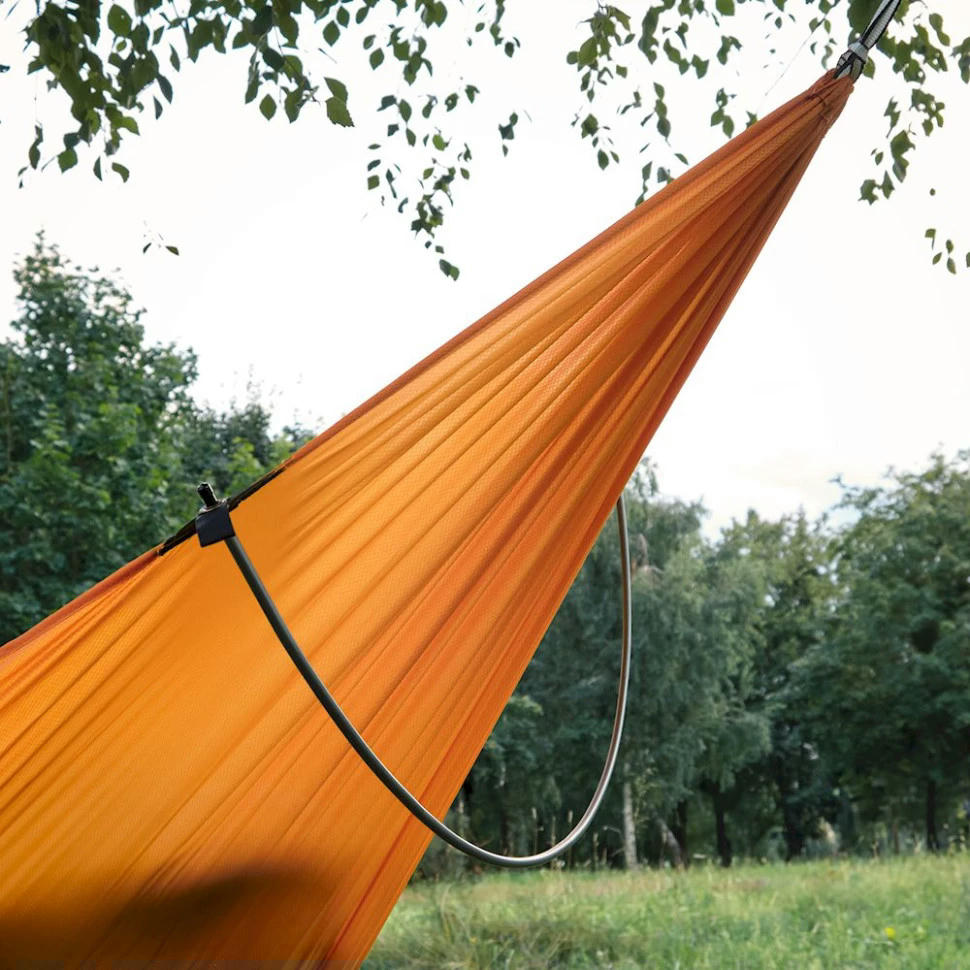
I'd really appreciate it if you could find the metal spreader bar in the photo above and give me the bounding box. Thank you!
[195,482,633,869]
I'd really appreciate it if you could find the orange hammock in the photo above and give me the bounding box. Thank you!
[0,72,851,964]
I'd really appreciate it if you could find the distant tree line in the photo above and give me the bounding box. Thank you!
[3,241,967,870]
[440,450,970,873]
[0,239,309,645]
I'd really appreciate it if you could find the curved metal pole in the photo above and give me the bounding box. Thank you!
[204,490,633,869]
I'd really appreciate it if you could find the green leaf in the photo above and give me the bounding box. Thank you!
[245,73,259,104]
[325,77,348,101]
[577,37,598,67]
[165,245,180,256]
[597,149,609,170]
[369,48,384,68]
[263,48,284,70]
[438,259,459,280]
[325,96,353,127]
[111,162,130,182]
[284,89,302,123]
[259,94,276,120]
[252,6,273,35]
[367,174,379,190]
[277,13,298,46]
[57,148,77,172]
[323,21,340,46]
[107,4,133,37]
[28,126,43,169]
[716,0,734,16]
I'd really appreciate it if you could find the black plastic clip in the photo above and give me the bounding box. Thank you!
[195,482,236,547]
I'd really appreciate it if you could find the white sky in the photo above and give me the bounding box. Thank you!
[2,3,968,534]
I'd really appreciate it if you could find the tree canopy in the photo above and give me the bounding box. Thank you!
[796,454,970,852]
[0,238,306,644]
[448,450,970,870]
[8,0,968,274]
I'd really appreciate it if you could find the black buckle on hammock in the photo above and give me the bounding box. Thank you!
[195,482,235,547]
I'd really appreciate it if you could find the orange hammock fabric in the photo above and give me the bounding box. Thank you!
[0,72,851,965]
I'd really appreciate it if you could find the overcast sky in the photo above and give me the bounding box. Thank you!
[2,3,968,534]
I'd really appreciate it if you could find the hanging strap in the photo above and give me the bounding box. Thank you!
[834,0,902,80]
[195,483,633,869]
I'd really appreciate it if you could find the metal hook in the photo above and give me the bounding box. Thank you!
[834,0,902,80]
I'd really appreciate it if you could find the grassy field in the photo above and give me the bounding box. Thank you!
[365,854,970,969]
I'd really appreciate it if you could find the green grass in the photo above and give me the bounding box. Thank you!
[365,854,970,969]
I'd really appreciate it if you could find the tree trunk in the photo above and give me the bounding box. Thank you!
[671,800,689,866]
[712,782,732,868]
[926,777,939,852]
[455,790,468,839]
[621,778,638,870]
[781,800,805,861]
[499,805,511,856]
[657,818,683,869]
